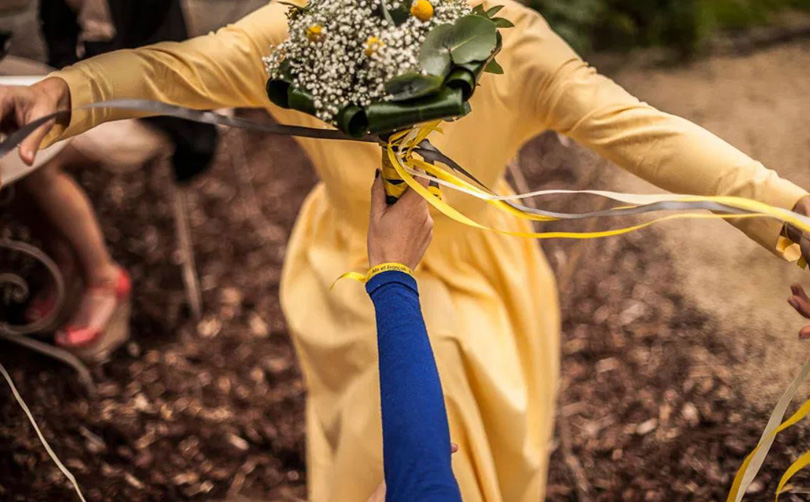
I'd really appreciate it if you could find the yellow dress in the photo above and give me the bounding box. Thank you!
[43,2,808,500]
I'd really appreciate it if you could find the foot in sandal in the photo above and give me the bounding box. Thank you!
[55,266,131,362]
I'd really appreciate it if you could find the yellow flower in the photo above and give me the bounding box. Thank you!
[364,36,384,56]
[306,24,324,42]
[410,0,434,21]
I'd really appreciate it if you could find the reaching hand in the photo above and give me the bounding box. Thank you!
[788,284,810,339]
[0,77,71,183]
[367,170,434,270]
[786,197,810,339]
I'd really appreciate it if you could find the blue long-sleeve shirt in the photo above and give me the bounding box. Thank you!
[366,270,463,502]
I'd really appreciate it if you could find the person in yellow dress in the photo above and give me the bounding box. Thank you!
[2,1,810,500]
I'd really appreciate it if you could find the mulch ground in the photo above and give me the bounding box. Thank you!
[1,113,809,501]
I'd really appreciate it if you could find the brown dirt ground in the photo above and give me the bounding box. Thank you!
[2,30,810,502]
[606,39,810,403]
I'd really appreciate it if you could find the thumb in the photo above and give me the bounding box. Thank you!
[789,293,810,319]
[370,170,386,218]
[19,106,58,166]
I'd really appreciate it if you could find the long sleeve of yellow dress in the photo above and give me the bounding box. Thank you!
[505,8,808,255]
[43,4,285,145]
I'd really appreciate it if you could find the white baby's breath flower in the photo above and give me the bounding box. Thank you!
[263,0,470,124]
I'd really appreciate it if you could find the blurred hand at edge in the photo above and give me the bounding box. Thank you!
[787,196,810,339]
[0,77,71,186]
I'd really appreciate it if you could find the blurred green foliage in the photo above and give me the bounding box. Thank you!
[529,0,810,55]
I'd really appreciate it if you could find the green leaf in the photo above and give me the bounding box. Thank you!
[445,68,476,101]
[458,61,485,74]
[485,5,504,17]
[446,15,498,65]
[390,5,410,26]
[384,72,444,101]
[278,58,295,80]
[366,87,466,135]
[492,17,514,28]
[419,24,455,76]
[336,105,369,138]
[288,86,317,115]
[278,0,303,8]
[278,0,308,17]
[266,79,291,108]
[378,0,396,26]
[472,4,485,15]
[484,58,503,74]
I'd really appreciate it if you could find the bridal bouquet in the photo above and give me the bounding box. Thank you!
[263,0,512,138]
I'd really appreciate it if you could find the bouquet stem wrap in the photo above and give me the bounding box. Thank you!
[380,134,442,204]
[381,144,407,204]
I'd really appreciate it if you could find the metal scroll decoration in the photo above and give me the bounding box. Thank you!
[0,238,65,337]
[0,206,93,391]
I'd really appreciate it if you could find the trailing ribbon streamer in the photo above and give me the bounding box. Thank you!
[3,100,810,498]
[776,449,810,501]
[384,128,810,239]
[726,356,810,502]
[0,363,87,502]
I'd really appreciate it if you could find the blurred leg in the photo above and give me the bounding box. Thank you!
[15,120,170,354]
[12,185,77,271]
[20,145,118,288]
[19,146,125,347]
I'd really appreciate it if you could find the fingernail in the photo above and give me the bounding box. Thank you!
[375,169,380,179]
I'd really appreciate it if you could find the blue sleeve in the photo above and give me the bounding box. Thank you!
[366,271,462,502]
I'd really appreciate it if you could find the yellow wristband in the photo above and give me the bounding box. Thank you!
[365,262,414,282]
[331,262,414,290]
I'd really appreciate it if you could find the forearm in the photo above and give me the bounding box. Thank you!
[42,3,285,146]
[538,59,807,256]
[506,4,808,257]
[367,271,461,502]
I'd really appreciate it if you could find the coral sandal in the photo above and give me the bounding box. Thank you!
[55,267,132,363]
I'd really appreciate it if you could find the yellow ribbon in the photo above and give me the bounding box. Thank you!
[385,132,770,240]
[776,449,810,501]
[384,126,810,256]
[332,262,414,289]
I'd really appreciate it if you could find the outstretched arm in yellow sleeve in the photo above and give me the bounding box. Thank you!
[506,5,810,261]
[47,3,288,142]
[0,3,287,169]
